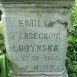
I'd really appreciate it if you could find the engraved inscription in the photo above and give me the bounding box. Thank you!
[34,65,39,70]
[19,20,55,27]
[9,18,67,72]
[42,65,55,70]
[15,55,61,62]
[18,45,59,52]
[32,56,39,61]
[45,56,59,61]
[19,33,61,40]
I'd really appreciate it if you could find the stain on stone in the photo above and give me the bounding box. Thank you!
[67,29,69,36]
[57,20,68,28]
[62,11,68,16]
[62,6,71,9]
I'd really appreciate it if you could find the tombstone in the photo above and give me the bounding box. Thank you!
[0,0,74,77]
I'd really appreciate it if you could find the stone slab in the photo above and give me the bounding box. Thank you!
[1,7,69,76]
[0,0,74,77]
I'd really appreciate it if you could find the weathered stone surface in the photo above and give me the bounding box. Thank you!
[1,7,69,77]
[0,0,74,8]
[0,0,74,77]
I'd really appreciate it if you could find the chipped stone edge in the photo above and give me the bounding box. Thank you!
[11,66,67,76]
